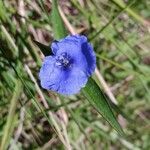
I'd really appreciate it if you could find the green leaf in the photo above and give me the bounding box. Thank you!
[33,40,52,56]
[51,0,67,40]
[82,77,124,136]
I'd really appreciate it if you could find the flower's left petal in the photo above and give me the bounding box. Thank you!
[39,56,61,91]
[51,40,59,55]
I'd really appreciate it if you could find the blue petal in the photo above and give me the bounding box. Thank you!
[81,42,96,75]
[51,40,59,55]
[57,67,88,95]
[51,35,96,76]
[64,34,87,43]
[51,35,87,54]
[39,56,61,91]
[39,56,88,94]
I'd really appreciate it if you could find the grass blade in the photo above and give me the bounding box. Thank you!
[0,80,22,150]
[51,0,67,40]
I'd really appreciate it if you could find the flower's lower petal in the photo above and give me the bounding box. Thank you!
[40,60,88,95]
[57,68,88,95]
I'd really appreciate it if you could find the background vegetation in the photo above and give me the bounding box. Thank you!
[0,0,150,149]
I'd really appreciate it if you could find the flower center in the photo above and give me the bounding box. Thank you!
[55,52,71,68]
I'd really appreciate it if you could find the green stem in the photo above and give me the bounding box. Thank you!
[112,0,146,24]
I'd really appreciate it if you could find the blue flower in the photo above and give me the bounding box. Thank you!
[39,35,96,95]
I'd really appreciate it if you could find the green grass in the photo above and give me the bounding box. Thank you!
[0,0,150,149]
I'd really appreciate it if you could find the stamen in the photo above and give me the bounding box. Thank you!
[55,52,71,67]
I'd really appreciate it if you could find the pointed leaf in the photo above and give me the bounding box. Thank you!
[33,40,52,56]
[82,77,124,136]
